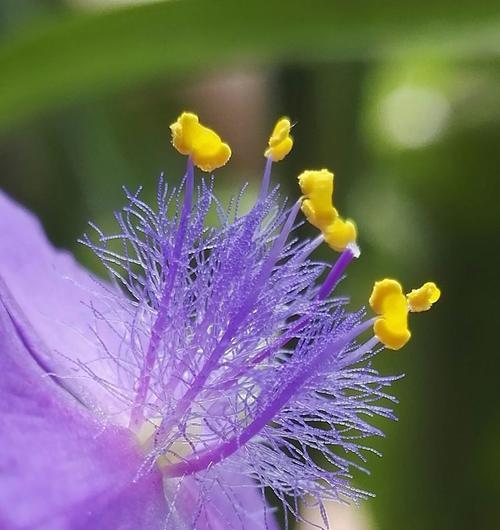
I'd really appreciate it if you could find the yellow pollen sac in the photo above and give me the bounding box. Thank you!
[298,169,357,252]
[298,169,337,230]
[370,279,441,350]
[407,281,441,312]
[369,279,411,351]
[264,117,294,162]
[170,112,231,172]
[323,217,357,253]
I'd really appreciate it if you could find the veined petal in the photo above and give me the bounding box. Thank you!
[0,276,277,530]
[174,470,279,530]
[0,299,167,530]
[0,191,125,415]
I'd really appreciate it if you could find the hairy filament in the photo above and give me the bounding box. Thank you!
[226,246,357,377]
[164,320,373,477]
[258,156,274,202]
[154,200,301,441]
[317,246,357,300]
[130,158,194,428]
[74,112,439,527]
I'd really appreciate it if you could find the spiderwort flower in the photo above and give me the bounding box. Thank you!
[0,112,440,530]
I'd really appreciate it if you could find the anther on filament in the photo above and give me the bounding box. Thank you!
[370,278,441,350]
[298,168,357,252]
[170,112,231,172]
[407,282,441,312]
[264,117,294,162]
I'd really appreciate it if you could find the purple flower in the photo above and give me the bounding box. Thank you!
[0,113,440,529]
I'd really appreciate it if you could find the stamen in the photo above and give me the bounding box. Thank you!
[79,111,441,519]
[298,169,337,231]
[323,217,357,253]
[170,112,231,172]
[407,282,441,312]
[369,279,410,351]
[370,278,441,350]
[264,117,294,162]
[258,155,274,201]
[339,334,379,367]
[259,118,294,201]
[129,158,194,428]
[236,240,358,373]
[164,319,373,478]
[211,235,325,387]
[318,244,359,300]
[154,200,301,439]
[297,168,357,252]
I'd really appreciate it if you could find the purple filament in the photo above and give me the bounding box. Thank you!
[317,247,355,300]
[164,319,374,478]
[130,158,194,428]
[230,247,356,372]
[258,156,273,202]
[154,200,301,439]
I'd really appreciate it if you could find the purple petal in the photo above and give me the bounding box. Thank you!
[0,193,279,529]
[0,296,167,530]
[0,191,125,412]
[175,471,279,529]
[0,271,276,530]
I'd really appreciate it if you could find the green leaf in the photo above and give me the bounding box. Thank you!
[0,0,499,130]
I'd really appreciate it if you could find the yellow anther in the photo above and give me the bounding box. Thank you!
[298,169,336,230]
[370,279,411,350]
[170,112,231,172]
[265,117,294,162]
[298,169,357,252]
[407,282,441,312]
[370,278,440,350]
[323,217,357,253]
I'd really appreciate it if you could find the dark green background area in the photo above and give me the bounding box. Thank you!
[1,1,499,529]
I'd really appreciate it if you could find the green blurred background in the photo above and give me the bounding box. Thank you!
[1,1,499,529]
